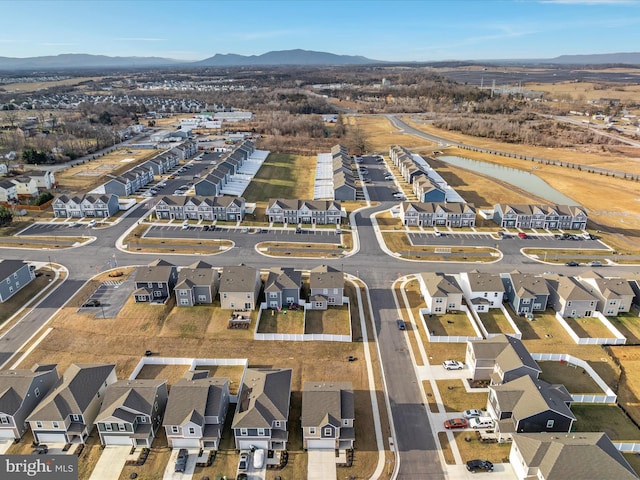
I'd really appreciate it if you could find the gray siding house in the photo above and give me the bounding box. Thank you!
[545,274,598,318]
[95,379,168,447]
[309,265,345,310]
[219,265,261,311]
[302,382,355,450]
[133,259,178,303]
[579,272,635,316]
[163,371,230,449]
[502,271,550,315]
[0,364,59,440]
[27,364,117,444]
[418,272,463,314]
[175,261,218,307]
[0,259,36,303]
[264,267,302,309]
[266,199,343,225]
[493,204,588,230]
[233,368,292,451]
[400,202,476,227]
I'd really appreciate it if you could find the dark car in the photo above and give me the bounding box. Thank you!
[82,299,100,307]
[174,449,188,473]
[396,319,406,330]
[203,225,210,231]
[565,261,579,267]
[466,459,494,473]
[236,474,248,480]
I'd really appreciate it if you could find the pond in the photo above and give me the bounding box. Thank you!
[437,155,579,205]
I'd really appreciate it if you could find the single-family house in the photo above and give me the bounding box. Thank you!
[545,274,598,318]
[487,375,575,439]
[24,170,56,190]
[502,271,550,315]
[0,364,59,440]
[11,176,39,198]
[194,174,224,197]
[0,179,18,203]
[264,267,302,309]
[95,379,168,447]
[218,265,261,311]
[301,382,355,450]
[175,261,218,306]
[466,334,541,382]
[417,272,463,314]
[309,265,345,310]
[163,371,230,449]
[509,432,639,480]
[579,272,635,315]
[459,271,505,312]
[0,259,36,303]
[233,368,292,451]
[27,363,117,444]
[132,259,178,303]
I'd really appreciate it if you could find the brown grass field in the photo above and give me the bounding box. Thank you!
[565,316,618,339]
[10,282,389,480]
[538,361,602,394]
[1,76,105,93]
[453,432,512,463]
[436,379,489,413]
[437,432,456,465]
[424,311,476,337]
[257,308,305,334]
[477,310,516,335]
[572,404,640,441]
[304,305,351,335]
[242,153,316,201]
[524,80,640,103]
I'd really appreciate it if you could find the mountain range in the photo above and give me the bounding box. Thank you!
[0,49,639,70]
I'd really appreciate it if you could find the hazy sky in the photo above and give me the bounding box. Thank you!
[2,0,640,61]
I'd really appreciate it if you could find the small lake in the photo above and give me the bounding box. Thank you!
[437,155,578,205]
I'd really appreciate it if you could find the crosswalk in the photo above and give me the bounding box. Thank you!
[102,280,123,287]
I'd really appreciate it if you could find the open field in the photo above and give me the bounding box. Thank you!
[257,239,350,259]
[572,405,640,441]
[345,115,433,153]
[477,310,516,335]
[1,76,105,93]
[242,153,316,202]
[609,346,640,427]
[424,311,476,337]
[524,81,640,103]
[538,361,603,394]
[304,305,351,335]
[436,379,489,413]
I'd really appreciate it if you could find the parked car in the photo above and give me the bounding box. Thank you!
[181,223,189,230]
[238,452,249,471]
[466,459,494,473]
[236,474,248,480]
[444,417,468,429]
[588,260,603,267]
[469,416,495,429]
[253,448,265,469]
[203,225,210,231]
[82,299,100,307]
[463,409,484,419]
[518,232,528,239]
[174,449,188,473]
[565,261,579,267]
[442,360,464,370]
[87,220,97,228]
[396,319,406,330]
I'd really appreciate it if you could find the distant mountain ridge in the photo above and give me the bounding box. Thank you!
[0,50,639,70]
[192,49,380,66]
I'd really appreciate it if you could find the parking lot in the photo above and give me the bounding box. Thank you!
[76,276,134,318]
[19,222,96,236]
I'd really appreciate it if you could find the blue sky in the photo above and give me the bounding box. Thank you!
[2,0,640,61]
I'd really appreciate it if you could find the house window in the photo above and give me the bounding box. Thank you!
[147,282,153,288]
[435,307,442,313]
[314,302,323,308]
[483,292,488,297]
[140,416,147,423]
[171,426,179,434]
[36,421,43,428]
[546,420,554,428]
[119,424,126,432]
[324,427,332,436]
[15,281,19,288]
[180,290,187,296]
[567,301,572,307]
[72,414,81,422]
[333,288,338,294]
[270,292,278,298]
[53,421,59,429]
[180,299,189,305]
[435,298,443,303]
[240,428,248,436]
[323,288,328,295]
[343,419,349,426]
[0,416,8,424]
[223,293,227,299]
[273,421,281,428]
[154,291,162,297]
[105,424,112,432]
[8,286,13,293]
[494,292,498,297]
[188,427,195,435]
[198,295,206,302]
[34,387,40,398]
[257,428,265,436]
[309,427,316,435]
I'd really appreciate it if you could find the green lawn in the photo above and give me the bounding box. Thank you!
[242,153,316,202]
[572,405,640,441]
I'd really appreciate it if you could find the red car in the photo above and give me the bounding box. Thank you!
[444,418,468,429]
[518,232,528,239]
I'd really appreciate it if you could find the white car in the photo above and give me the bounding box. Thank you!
[469,417,495,429]
[463,409,484,419]
[181,223,189,230]
[443,360,464,370]
[87,220,97,228]
[253,448,265,469]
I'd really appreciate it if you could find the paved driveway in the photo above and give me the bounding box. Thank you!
[307,449,336,480]
[163,448,198,480]
[0,440,11,454]
[89,446,131,480]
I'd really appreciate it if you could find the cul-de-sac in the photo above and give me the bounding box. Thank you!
[2,4,640,480]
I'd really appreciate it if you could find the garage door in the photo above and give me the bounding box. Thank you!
[102,435,132,446]
[35,433,67,443]
[0,429,15,439]
[238,439,269,450]
[170,438,200,449]
[307,439,335,449]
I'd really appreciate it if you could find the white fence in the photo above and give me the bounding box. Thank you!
[253,300,352,343]
[555,311,626,345]
[421,305,483,343]
[531,353,617,403]
[613,442,640,453]
[129,357,248,402]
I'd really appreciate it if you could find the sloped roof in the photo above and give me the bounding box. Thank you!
[163,374,229,427]
[0,364,57,416]
[219,265,258,293]
[466,271,505,293]
[470,334,540,373]
[301,382,354,428]
[265,268,302,293]
[233,368,292,429]
[508,272,550,298]
[96,379,166,423]
[419,272,462,297]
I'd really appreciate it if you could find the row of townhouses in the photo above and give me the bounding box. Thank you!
[331,145,357,201]
[194,140,255,196]
[400,201,476,227]
[493,203,588,230]
[266,199,343,225]
[0,363,355,452]
[52,194,119,218]
[132,260,346,311]
[154,195,245,222]
[417,269,639,318]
